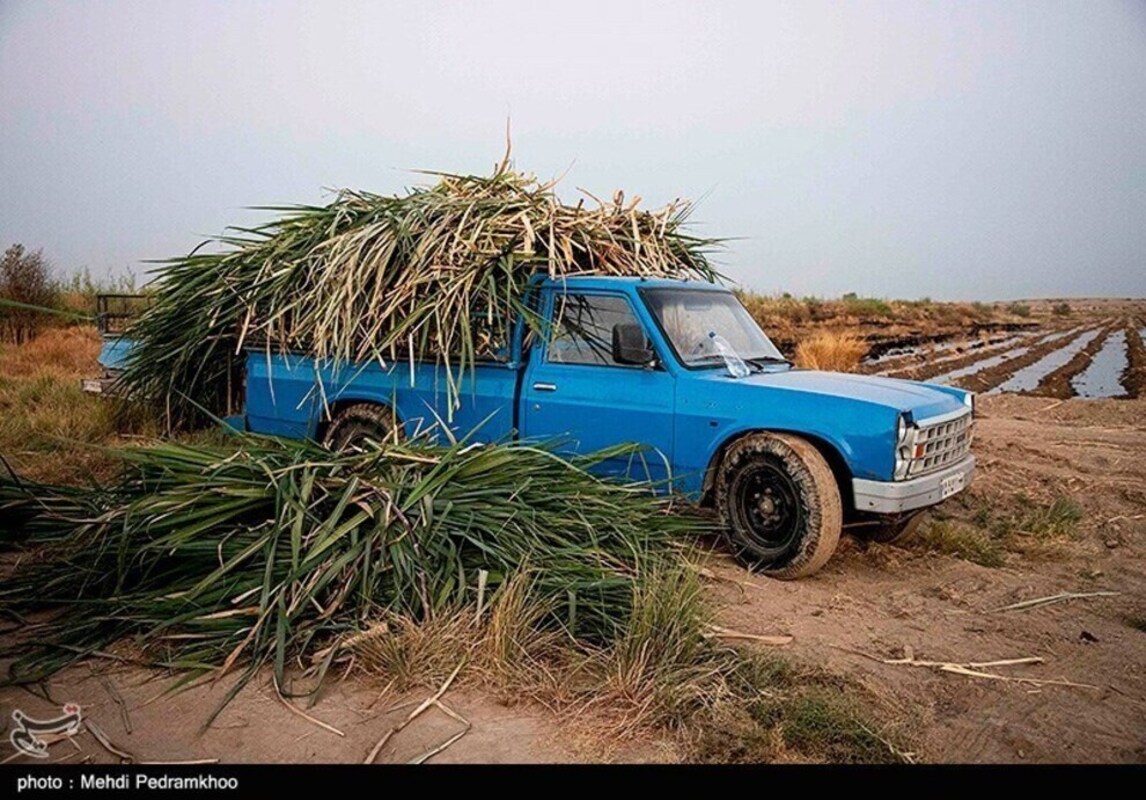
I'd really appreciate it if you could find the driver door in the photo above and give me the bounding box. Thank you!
[521,290,676,485]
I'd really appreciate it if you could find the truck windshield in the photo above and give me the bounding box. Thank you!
[642,288,786,369]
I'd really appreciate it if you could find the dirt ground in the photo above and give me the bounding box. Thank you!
[0,671,581,764]
[711,393,1146,763]
[714,407,1144,763]
[2,397,1144,764]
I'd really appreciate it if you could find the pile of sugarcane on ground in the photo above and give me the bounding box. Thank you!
[0,436,703,706]
[121,159,721,425]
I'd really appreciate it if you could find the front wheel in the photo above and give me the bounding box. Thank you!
[714,432,842,579]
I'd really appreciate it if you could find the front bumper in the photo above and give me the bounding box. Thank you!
[852,455,975,514]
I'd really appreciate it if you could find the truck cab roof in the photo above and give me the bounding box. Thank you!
[531,275,729,292]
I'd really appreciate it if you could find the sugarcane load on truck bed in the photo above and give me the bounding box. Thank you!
[87,160,975,579]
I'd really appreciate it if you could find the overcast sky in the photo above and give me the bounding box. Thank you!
[1,1,1143,300]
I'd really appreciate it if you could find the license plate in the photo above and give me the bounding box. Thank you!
[940,473,964,499]
[81,379,104,394]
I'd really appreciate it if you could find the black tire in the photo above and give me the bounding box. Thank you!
[714,432,842,579]
[864,511,924,545]
[322,403,397,452]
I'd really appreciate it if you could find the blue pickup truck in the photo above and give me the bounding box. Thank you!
[90,277,975,579]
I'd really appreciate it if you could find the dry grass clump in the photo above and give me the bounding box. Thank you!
[348,572,563,697]
[679,652,909,763]
[985,495,1083,560]
[908,492,1085,567]
[914,519,1005,568]
[346,562,907,763]
[1006,495,1084,540]
[794,331,868,372]
[348,562,713,725]
[0,324,100,377]
[0,325,141,483]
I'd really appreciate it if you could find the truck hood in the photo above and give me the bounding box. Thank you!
[692,364,971,421]
[700,367,967,421]
[684,367,970,482]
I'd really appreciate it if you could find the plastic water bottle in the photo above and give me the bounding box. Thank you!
[708,331,750,378]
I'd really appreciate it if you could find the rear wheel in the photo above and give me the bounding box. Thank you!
[714,432,842,579]
[322,403,397,452]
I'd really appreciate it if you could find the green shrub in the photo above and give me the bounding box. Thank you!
[841,295,893,318]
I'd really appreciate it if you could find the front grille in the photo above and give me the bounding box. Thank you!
[908,411,972,477]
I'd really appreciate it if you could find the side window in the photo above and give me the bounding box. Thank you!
[547,293,647,367]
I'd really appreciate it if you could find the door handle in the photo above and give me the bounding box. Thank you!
[532,382,558,392]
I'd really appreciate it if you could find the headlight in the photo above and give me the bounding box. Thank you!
[894,412,914,480]
[894,451,908,480]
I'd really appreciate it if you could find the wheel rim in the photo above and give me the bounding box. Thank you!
[729,457,804,559]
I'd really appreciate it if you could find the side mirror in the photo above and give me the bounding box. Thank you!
[612,323,655,366]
